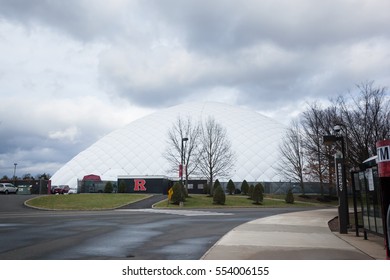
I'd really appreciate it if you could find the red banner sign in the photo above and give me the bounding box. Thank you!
[179,164,183,177]
[377,139,390,177]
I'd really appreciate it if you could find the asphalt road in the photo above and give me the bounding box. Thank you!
[0,194,305,260]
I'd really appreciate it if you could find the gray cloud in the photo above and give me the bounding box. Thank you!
[95,0,390,108]
[147,0,390,50]
[0,0,125,41]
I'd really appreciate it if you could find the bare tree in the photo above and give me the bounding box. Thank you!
[277,120,306,194]
[197,117,235,191]
[164,116,201,183]
[301,103,338,195]
[291,81,389,196]
[336,81,390,167]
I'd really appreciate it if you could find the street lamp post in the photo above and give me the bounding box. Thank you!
[180,137,188,185]
[179,137,188,206]
[13,163,17,186]
[323,125,349,234]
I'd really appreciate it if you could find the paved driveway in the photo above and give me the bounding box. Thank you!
[0,194,39,212]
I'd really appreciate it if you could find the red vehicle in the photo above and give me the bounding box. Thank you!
[51,185,70,194]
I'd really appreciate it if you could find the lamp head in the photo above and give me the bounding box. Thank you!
[333,125,341,133]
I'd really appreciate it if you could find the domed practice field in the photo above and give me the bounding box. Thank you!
[50,102,286,188]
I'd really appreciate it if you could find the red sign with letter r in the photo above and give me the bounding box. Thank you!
[134,179,147,191]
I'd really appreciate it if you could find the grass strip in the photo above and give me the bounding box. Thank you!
[25,193,150,210]
[154,194,329,208]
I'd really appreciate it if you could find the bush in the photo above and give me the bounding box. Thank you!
[240,180,249,195]
[104,181,113,193]
[210,179,220,197]
[248,184,254,199]
[285,188,294,204]
[213,184,226,205]
[252,183,264,204]
[213,179,221,192]
[170,182,185,205]
[118,181,127,193]
[226,179,235,195]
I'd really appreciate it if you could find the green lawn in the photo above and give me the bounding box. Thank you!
[25,193,336,210]
[25,193,151,210]
[154,194,329,208]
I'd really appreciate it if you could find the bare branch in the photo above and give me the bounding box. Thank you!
[197,117,235,186]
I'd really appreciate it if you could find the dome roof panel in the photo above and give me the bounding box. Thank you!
[50,102,286,187]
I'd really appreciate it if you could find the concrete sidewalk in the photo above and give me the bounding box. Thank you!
[202,208,387,260]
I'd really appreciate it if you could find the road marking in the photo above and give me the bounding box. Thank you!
[116,209,233,216]
[0,223,23,227]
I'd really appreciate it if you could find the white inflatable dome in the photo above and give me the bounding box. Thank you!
[50,102,286,187]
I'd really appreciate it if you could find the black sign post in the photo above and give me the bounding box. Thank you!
[323,131,349,234]
[335,153,348,234]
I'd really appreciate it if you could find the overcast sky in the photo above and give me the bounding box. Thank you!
[1,0,389,178]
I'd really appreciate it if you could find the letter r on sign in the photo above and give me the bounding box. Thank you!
[134,179,146,191]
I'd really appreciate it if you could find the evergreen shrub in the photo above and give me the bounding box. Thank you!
[213,184,226,205]
[241,180,249,195]
[285,188,295,204]
[104,181,113,193]
[171,182,184,205]
[118,181,127,193]
[252,183,264,204]
[226,179,236,195]
[248,184,254,199]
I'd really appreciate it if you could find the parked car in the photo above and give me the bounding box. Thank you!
[51,185,70,194]
[0,183,18,194]
[50,185,58,194]
[67,187,78,194]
